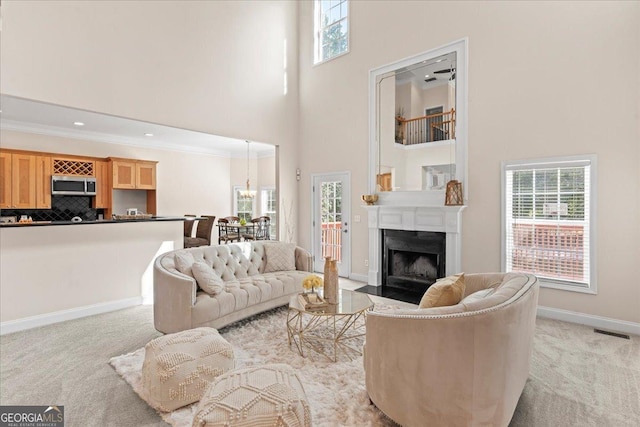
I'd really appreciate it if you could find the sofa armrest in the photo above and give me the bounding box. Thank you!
[294,246,312,272]
[153,255,197,334]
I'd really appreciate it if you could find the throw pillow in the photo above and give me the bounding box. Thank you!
[460,287,496,311]
[174,251,195,277]
[192,261,225,295]
[419,273,465,308]
[263,243,296,273]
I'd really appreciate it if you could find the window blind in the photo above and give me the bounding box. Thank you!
[504,160,592,287]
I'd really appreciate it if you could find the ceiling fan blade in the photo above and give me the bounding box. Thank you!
[434,68,456,74]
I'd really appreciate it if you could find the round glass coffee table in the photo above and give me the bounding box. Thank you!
[286,289,374,362]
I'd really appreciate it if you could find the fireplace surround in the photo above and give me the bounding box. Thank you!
[359,205,465,304]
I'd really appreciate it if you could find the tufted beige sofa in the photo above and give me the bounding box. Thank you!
[153,241,312,334]
[364,273,539,427]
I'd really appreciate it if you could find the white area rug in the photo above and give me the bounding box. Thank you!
[110,306,397,427]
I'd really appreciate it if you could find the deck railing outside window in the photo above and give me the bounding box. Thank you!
[321,221,342,262]
[510,223,584,282]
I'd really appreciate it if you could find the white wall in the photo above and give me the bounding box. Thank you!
[298,1,640,323]
[0,0,300,241]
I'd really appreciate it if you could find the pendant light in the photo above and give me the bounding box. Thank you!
[240,140,256,199]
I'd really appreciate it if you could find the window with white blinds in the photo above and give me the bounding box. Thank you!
[502,155,597,293]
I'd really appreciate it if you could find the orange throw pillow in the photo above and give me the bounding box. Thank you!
[419,273,465,308]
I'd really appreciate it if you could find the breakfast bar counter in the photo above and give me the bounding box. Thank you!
[0,216,187,227]
[0,218,183,333]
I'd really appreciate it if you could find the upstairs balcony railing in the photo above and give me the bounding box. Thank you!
[396,108,456,146]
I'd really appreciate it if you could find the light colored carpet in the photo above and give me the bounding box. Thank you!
[110,306,394,427]
[2,302,639,427]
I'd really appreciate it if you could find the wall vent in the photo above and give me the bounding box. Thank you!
[594,329,630,340]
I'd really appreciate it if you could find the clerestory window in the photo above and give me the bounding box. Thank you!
[314,0,349,64]
[502,155,597,293]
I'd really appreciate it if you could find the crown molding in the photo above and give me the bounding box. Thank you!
[1,120,276,159]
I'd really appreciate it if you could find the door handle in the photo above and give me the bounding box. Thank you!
[343,229,348,233]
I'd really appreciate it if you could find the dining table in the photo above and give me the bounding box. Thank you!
[226,223,256,241]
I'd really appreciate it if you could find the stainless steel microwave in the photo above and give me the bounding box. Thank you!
[51,175,97,196]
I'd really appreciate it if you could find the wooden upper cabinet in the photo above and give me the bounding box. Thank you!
[0,152,12,209]
[136,161,156,190]
[0,152,48,209]
[36,155,52,209]
[112,160,137,189]
[11,154,37,209]
[94,160,110,208]
[111,158,156,190]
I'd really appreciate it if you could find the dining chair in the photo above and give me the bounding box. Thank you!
[184,214,196,238]
[184,215,216,248]
[218,218,240,244]
[243,216,270,241]
[225,216,240,223]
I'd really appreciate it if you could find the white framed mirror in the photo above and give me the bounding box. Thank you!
[369,38,468,206]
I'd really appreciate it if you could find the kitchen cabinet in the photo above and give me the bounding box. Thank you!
[0,152,11,209]
[51,156,95,177]
[10,153,37,209]
[110,158,156,190]
[36,155,52,209]
[136,161,156,189]
[94,160,110,209]
[0,151,49,209]
[111,160,137,189]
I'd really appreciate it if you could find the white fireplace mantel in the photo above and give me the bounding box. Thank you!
[364,204,466,286]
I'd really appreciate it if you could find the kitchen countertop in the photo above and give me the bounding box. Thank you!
[0,216,189,227]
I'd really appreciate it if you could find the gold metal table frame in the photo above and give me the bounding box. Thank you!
[286,289,374,362]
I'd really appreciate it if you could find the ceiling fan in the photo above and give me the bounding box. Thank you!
[434,68,456,80]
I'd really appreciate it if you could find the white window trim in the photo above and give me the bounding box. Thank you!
[501,154,598,294]
[313,0,350,65]
[232,185,256,219]
[260,186,277,239]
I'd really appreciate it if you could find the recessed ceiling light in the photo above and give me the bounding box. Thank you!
[73,121,85,126]
[436,59,443,63]
[425,74,430,78]
[144,133,154,137]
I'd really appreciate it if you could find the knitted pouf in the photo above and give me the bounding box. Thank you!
[192,364,311,427]
[142,327,234,412]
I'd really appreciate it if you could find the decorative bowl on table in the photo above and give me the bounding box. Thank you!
[361,194,378,205]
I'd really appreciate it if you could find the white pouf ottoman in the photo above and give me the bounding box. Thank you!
[142,327,235,412]
[192,364,311,427]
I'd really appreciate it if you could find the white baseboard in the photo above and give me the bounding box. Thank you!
[348,273,368,283]
[0,297,142,335]
[537,305,640,336]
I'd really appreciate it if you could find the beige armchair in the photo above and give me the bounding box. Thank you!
[364,273,539,427]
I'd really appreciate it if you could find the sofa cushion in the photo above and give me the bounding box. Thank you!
[174,251,196,277]
[419,273,465,308]
[460,288,495,311]
[192,261,225,295]
[264,243,296,273]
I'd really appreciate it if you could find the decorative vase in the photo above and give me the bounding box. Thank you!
[323,257,339,304]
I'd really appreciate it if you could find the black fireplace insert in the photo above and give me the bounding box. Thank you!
[382,229,446,296]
